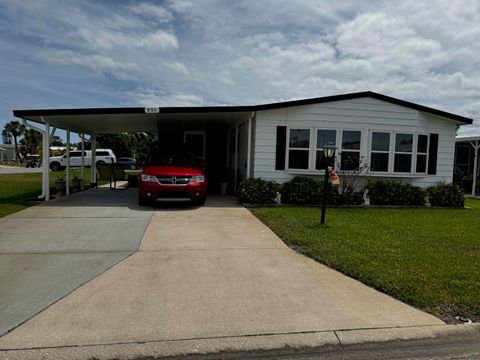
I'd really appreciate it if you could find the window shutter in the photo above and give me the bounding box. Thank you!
[275,126,286,170]
[428,134,439,175]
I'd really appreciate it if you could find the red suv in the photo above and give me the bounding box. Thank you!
[138,149,206,206]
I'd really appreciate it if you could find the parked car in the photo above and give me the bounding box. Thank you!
[138,145,206,206]
[49,149,116,171]
[115,157,139,170]
[25,154,42,168]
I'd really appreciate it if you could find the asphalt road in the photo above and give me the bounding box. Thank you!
[0,166,43,174]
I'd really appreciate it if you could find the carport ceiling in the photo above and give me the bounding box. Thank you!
[13,107,255,134]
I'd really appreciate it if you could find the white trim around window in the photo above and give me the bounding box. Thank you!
[340,129,362,170]
[415,134,429,174]
[286,127,312,170]
[367,131,430,175]
[369,131,391,173]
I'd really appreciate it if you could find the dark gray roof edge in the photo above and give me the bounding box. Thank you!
[13,106,256,117]
[13,91,473,124]
[255,91,473,124]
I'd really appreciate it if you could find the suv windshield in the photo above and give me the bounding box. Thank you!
[146,143,197,167]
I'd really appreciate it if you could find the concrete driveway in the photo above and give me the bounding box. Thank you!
[0,191,444,353]
[0,189,153,336]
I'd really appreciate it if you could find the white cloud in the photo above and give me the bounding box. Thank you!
[1,0,480,136]
[165,62,189,75]
[38,50,140,79]
[129,88,207,107]
[127,2,174,23]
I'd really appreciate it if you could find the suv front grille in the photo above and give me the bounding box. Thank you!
[156,176,191,185]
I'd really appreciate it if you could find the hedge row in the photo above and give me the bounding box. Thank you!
[237,177,464,208]
[237,176,363,206]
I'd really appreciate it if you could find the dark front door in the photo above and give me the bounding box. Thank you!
[184,131,205,161]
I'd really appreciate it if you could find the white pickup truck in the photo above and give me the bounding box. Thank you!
[49,149,116,171]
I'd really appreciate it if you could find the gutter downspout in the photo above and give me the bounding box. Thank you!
[21,119,47,200]
[44,119,50,201]
[66,129,70,196]
[246,112,254,179]
[91,134,97,187]
[471,140,479,196]
[80,134,85,191]
[234,119,238,193]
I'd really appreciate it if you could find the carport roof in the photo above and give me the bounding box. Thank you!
[13,91,473,134]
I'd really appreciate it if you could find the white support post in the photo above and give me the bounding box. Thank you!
[81,134,85,190]
[66,129,70,196]
[49,127,57,142]
[91,134,97,186]
[22,118,47,199]
[471,140,479,196]
[44,120,50,201]
[246,113,253,179]
[234,121,238,193]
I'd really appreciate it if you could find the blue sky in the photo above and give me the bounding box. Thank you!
[1,0,479,141]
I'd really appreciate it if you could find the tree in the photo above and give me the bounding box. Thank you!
[97,132,154,160]
[20,129,42,156]
[3,121,25,162]
[2,129,12,144]
[50,135,64,147]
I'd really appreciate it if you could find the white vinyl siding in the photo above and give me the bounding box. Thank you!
[252,97,458,187]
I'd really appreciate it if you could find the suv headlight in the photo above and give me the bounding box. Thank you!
[190,175,205,183]
[141,174,157,182]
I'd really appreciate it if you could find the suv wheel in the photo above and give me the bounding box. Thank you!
[96,160,105,170]
[138,195,150,207]
[50,162,61,171]
[194,196,206,206]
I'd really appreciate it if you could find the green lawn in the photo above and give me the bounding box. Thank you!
[251,199,480,322]
[0,169,93,218]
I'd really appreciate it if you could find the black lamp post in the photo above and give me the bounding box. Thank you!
[321,142,337,225]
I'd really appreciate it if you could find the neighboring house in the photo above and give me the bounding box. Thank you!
[0,143,19,162]
[454,135,480,195]
[14,91,473,200]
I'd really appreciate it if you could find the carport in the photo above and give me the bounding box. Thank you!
[455,135,480,196]
[13,106,255,201]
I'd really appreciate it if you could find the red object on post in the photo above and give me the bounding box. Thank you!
[328,167,340,189]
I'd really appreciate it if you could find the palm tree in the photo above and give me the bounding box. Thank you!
[3,121,26,162]
[20,129,42,156]
[2,129,12,144]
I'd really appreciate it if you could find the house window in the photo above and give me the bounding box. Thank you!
[341,130,361,170]
[370,132,390,172]
[394,133,413,172]
[288,129,310,169]
[416,135,428,173]
[315,129,336,170]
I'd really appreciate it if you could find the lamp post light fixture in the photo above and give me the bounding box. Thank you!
[321,142,337,225]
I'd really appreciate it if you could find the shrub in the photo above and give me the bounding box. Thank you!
[281,177,322,204]
[237,178,280,204]
[426,183,464,207]
[282,176,365,205]
[330,190,365,205]
[366,179,426,206]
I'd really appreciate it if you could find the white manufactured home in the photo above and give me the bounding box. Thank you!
[14,91,473,200]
